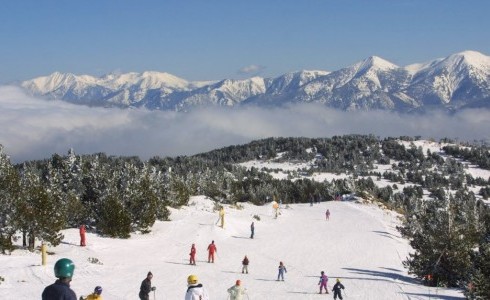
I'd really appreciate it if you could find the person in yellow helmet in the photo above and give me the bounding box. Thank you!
[332,278,345,300]
[185,274,209,300]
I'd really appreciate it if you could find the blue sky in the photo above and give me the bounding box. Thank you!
[1,0,489,83]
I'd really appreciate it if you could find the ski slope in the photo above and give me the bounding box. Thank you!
[0,196,464,299]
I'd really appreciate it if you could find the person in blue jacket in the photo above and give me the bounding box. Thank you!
[277,261,287,281]
[42,258,77,300]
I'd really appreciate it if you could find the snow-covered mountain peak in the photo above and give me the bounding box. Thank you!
[21,71,83,92]
[100,71,190,90]
[14,50,490,112]
[357,56,399,73]
[443,50,490,72]
[216,76,266,92]
[294,70,330,84]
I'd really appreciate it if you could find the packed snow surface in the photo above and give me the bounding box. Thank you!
[0,196,463,299]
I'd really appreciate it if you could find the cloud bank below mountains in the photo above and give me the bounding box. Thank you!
[0,86,489,163]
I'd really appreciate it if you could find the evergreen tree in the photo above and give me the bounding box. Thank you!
[17,164,65,250]
[0,146,21,253]
[127,169,158,233]
[400,190,480,287]
[96,178,131,238]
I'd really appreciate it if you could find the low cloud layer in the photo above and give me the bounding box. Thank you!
[0,86,489,163]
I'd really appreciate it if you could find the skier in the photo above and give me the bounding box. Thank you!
[227,280,246,300]
[79,224,86,246]
[139,271,156,300]
[277,261,287,281]
[318,271,328,294]
[242,255,249,274]
[185,274,209,300]
[189,243,196,265]
[332,278,345,300]
[80,286,103,300]
[325,209,330,221]
[272,201,279,218]
[207,240,217,263]
[250,222,255,239]
[42,258,77,300]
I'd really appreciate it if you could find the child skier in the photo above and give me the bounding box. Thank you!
[332,278,345,300]
[277,261,287,281]
[242,255,249,274]
[185,274,209,300]
[227,280,246,300]
[325,209,330,220]
[189,243,196,265]
[318,271,328,294]
[79,286,103,300]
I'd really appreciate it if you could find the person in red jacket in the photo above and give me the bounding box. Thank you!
[79,224,86,247]
[189,243,196,265]
[207,240,217,263]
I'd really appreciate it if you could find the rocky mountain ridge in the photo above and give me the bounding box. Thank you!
[17,50,490,112]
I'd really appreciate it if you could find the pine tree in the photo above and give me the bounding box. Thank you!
[470,245,490,299]
[0,146,21,253]
[17,164,65,250]
[127,168,158,233]
[96,180,131,238]
[400,190,480,287]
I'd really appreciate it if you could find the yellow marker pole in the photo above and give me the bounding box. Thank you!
[41,242,47,266]
[220,208,225,228]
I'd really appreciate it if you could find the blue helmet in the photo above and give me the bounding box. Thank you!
[94,286,103,294]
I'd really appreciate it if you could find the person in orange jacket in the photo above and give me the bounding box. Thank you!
[79,224,86,247]
[189,243,196,265]
[207,240,217,263]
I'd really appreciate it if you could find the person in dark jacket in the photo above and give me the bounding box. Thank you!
[139,271,156,300]
[332,278,345,300]
[242,255,249,274]
[250,222,255,239]
[42,258,77,300]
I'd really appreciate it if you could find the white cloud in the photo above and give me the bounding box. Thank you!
[238,64,266,75]
[0,86,489,163]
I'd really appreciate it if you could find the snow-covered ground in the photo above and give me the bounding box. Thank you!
[0,196,463,299]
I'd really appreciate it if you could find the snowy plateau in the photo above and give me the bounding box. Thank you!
[1,140,485,299]
[15,51,490,113]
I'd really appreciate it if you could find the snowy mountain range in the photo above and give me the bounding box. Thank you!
[17,50,490,112]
